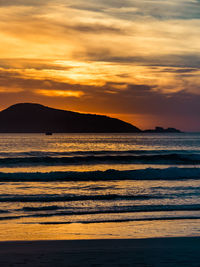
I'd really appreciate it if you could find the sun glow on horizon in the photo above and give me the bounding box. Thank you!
[0,0,199,130]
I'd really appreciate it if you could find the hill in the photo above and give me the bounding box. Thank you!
[0,103,141,133]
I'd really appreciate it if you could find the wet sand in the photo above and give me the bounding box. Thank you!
[0,237,200,266]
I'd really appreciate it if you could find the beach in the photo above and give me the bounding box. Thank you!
[0,237,200,266]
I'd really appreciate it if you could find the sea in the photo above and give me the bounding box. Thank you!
[0,133,200,241]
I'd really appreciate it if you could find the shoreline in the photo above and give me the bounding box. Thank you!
[0,237,200,266]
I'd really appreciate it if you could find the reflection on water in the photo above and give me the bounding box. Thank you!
[0,220,200,241]
[0,133,199,240]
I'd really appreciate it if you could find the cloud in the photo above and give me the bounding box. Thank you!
[0,0,199,63]
[0,87,23,93]
[69,23,124,34]
[68,0,200,20]
[35,89,84,98]
[0,0,49,6]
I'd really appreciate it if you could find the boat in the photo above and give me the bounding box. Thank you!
[45,132,53,136]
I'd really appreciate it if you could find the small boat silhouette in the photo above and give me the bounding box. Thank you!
[45,132,53,136]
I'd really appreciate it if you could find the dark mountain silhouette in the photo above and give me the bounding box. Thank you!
[0,103,141,133]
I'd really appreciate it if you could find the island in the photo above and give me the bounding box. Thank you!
[0,103,141,133]
[143,126,182,133]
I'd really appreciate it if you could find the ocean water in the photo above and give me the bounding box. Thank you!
[0,133,200,240]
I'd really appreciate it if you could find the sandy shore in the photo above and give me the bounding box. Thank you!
[0,237,200,266]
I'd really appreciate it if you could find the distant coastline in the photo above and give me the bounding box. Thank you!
[143,126,182,133]
[0,103,182,133]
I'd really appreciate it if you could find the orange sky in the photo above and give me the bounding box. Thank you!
[0,0,200,131]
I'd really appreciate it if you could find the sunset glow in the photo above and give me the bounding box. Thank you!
[0,0,200,130]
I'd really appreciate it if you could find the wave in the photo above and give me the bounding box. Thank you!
[0,194,164,203]
[2,214,200,223]
[39,216,200,224]
[0,209,9,213]
[0,189,200,202]
[3,204,200,221]
[0,152,200,166]
[23,205,61,211]
[0,149,200,158]
[0,167,199,181]
[21,204,200,213]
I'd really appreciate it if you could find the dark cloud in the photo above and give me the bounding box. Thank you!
[70,0,200,20]
[97,83,200,120]
[69,0,132,12]
[70,23,125,34]
[160,68,199,74]
[83,52,200,69]
[0,0,49,6]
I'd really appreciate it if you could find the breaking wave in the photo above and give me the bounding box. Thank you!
[0,167,199,181]
[0,152,200,166]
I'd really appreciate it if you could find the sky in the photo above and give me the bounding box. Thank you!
[0,0,200,131]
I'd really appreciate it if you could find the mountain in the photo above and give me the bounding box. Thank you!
[0,103,141,133]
